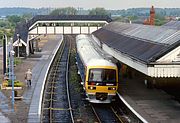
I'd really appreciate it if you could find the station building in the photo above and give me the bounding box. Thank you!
[93,21,180,87]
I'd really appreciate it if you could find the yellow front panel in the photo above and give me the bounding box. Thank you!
[86,86,117,94]
[85,66,118,95]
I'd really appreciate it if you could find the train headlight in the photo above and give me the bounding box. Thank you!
[88,86,96,90]
[108,87,116,90]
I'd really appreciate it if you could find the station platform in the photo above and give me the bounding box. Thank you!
[0,47,11,122]
[119,76,180,123]
[0,112,10,123]
[0,91,10,123]
[21,35,63,123]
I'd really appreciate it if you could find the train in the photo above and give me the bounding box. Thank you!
[76,34,118,103]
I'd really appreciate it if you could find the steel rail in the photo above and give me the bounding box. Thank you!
[91,103,127,123]
[110,106,124,123]
[90,104,102,123]
[49,40,66,123]
[65,35,75,123]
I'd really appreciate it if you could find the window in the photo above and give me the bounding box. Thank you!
[88,68,116,82]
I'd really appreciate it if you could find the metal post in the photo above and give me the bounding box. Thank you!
[88,23,90,34]
[8,52,11,81]
[3,35,7,75]
[37,24,38,34]
[17,33,20,58]
[8,39,12,84]
[18,37,20,58]
[10,50,15,112]
[54,23,56,34]
[6,36,8,72]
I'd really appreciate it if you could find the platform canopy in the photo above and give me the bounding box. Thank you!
[93,22,180,78]
[162,20,180,30]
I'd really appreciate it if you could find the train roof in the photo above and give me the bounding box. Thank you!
[76,34,116,67]
[87,59,116,67]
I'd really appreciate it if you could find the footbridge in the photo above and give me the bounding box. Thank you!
[13,15,112,56]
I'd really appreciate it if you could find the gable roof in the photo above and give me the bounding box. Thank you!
[93,22,180,64]
[162,20,180,30]
[13,22,29,44]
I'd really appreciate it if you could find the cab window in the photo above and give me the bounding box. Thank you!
[88,68,116,82]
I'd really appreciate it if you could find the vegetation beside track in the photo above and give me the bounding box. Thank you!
[68,35,97,123]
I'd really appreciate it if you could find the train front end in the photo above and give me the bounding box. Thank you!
[85,64,118,103]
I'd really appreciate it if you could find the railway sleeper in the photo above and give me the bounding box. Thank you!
[45,92,57,95]
[44,99,57,102]
[43,107,72,111]
[48,82,58,84]
[48,86,57,89]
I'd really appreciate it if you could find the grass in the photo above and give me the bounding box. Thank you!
[69,46,82,93]
[14,57,22,65]
[7,57,22,66]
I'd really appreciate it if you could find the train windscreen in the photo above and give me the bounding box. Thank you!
[88,68,116,85]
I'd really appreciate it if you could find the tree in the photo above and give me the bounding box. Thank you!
[127,15,138,21]
[89,8,109,15]
[65,7,77,15]
[22,13,33,21]
[155,14,166,26]
[0,20,10,28]
[7,15,24,27]
[50,8,65,15]
[50,7,77,15]
[0,30,4,45]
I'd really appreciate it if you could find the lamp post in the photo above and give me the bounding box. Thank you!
[10,50,15,112]
[3,34,7,75]
[16,33,20,58]
[8,38,13,86]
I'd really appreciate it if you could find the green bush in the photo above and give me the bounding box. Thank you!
[14,81,24,87]
[14,58,22,65]
[7,57,22,66]
[7,80,24,87]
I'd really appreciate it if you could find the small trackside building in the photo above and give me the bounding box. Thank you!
[92,21,180,86]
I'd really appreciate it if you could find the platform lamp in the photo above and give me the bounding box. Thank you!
[10,50,15,112]
[16,33,20,58]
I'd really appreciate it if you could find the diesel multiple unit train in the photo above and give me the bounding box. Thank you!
[76,34,118,103]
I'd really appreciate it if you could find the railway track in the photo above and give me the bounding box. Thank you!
[40,35,147,123]
[91,103,124,123]
[90,93,147,123]
[115,93,148,123]
[41,35,74,123]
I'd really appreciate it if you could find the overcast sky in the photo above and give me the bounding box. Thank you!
[0,0,179,9]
